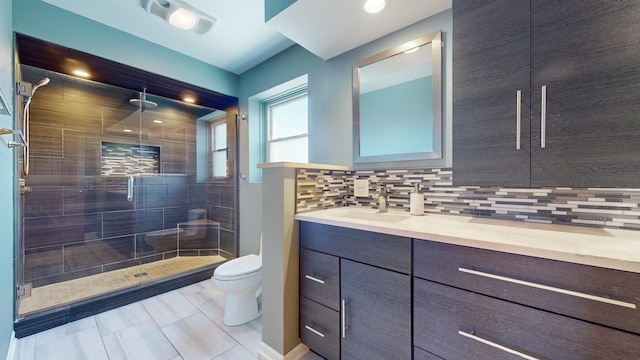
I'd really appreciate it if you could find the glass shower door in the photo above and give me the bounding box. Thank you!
[16,63,232,321]
[16,66,147,317]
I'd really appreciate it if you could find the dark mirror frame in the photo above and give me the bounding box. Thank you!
[353,30,443,170]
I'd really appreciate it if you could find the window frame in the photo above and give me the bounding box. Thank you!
[260,85,309,164]
[208,115,228,180]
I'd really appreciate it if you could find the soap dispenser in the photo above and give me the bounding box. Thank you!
[410,183,424,216]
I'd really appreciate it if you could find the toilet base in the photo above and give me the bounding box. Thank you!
[223,292,261,326]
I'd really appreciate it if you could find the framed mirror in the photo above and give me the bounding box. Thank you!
[353,30,442,169]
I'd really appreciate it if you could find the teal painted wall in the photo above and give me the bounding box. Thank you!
[264,0,297,22]
[0,0,14,357]
[240,8,452,169]
[13,0,239,97]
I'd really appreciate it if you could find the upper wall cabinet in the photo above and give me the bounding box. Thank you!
[452,1,640,187]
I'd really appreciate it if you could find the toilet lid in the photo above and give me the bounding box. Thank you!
[215,254,262,278]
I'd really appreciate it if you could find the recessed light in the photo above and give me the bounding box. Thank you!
[123,129,132,133]
[153,120,163,124]
[168,7,198,30]
[364,0,386,14]
[183,97,195,103]
[72,69,91,78]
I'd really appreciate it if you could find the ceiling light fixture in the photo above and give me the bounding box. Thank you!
[71,69,91,78]
[169,8,198,30]
[143,0,217,35]
[183,97,195,103]
[364,0,386,14]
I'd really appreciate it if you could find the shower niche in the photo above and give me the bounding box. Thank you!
[101,142,161,176]
[14,43,238,334]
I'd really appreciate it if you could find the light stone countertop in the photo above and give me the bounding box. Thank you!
[295,207,640,273]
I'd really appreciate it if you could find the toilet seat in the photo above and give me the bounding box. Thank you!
[214,254,262,281]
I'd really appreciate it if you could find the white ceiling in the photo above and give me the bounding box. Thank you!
[41,0,451,75]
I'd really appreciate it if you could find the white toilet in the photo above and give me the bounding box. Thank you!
[213,245,262,326]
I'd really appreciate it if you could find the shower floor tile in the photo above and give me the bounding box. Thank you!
[18,255,225,316]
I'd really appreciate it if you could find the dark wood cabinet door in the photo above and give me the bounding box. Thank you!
[340,259,411,360]
[530,1,640,187]
[452,0,531,187]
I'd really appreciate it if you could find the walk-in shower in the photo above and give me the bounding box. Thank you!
[14,63,238,335]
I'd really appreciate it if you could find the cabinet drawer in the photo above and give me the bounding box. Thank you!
[413,239,640,335]
[300,248,340,311]
[300,297,340,360]
[300,221,411,274]
[414,278,640,360]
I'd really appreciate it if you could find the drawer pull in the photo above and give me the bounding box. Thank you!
[305,325,325,338]
[305,274,325,284]
[458,267,637,309]
[541,85,547,148]
[516,90,521,150]
[458,330,540,360]
[341,299,347,338]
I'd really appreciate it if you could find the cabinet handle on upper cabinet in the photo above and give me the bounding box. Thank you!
[458,330,540,360]
[341,299,347,338]
[516,90,521,150]
[458,267,637,309]
[305,275,325,284]
[541,85,547,148]
[305,325,326,338]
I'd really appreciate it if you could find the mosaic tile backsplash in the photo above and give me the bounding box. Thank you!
[297,168,640,231]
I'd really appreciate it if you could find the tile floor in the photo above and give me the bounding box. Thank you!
[11,279,324,360]
[19,256,225,316]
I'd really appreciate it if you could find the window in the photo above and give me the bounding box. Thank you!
[262,87,308,163]
[209,116,227,178]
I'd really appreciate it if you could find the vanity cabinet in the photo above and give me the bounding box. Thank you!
[299,221,412,360]
[452,0,640,187]
[413,239,640,359]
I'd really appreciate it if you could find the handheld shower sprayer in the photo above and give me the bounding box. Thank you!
[33,77,51,92]
[24,77,50,108]
[21,77,51,177]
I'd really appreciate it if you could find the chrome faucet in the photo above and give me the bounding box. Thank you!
[377,186,388,213]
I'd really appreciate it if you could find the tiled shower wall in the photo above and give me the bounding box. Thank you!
[297,168,640,231]
[21,66,237,288]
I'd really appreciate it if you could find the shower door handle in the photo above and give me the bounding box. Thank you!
[127,176,134,202]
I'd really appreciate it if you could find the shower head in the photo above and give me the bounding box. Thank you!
[31,77,50,95]
[129,88,158,110]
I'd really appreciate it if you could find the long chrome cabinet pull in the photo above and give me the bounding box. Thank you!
[458,330,540,360]
[127,176,134,202]
[516,90,521,150]
[341,299,347,338]
[459,267,637,309]
[305,325,325,338]
[541,85,547,148]
[305,275,325,284]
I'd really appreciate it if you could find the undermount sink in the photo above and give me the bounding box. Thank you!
[337,210,411,223]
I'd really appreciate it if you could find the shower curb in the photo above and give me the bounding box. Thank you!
[13,265,215,338]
